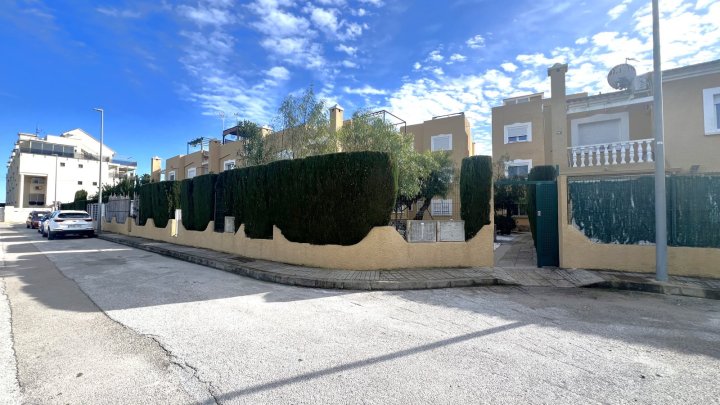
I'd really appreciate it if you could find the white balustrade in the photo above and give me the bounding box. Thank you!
[567,139,655,168]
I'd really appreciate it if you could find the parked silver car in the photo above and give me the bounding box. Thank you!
[43,210,96,240]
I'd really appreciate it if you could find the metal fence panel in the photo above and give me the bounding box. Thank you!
[568,174,720,248]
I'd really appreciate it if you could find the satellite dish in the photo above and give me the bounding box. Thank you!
[607,63,637,90]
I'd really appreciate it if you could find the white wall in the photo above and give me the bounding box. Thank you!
[14,153,125,208]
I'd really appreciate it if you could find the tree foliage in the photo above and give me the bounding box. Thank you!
[233,120,266,167]
[273,86,336,159]
[337,110,453,210]
[74,189,88,202]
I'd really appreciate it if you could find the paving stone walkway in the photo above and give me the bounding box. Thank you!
[98,232,719,299]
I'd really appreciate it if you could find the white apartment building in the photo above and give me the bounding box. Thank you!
[4,129,136,219]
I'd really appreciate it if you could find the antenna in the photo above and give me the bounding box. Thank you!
[218,111,226,133]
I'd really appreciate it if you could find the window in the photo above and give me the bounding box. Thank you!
[431,199,452,216]
[187,167,196,178]
[504,123,532,144]
[28,193,45,206]
[93,182,97,186]
[79,164,84,168]
[168,171,176,181]
[505,159,532,178]
[431,134,452,151]
[703,87,720,135]
[224,159,236,171]
[60,162,65,167]
[571,112,629,146]
[31,178,45,185]
[77,181,83,185]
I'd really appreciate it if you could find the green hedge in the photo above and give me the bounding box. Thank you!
[214,151,396,245]
[527,166,557,247]
[180,179,194,231]
[139,181,181,228]
[460,156,493,240]
[60,200,89,211]
[179,174,217,231]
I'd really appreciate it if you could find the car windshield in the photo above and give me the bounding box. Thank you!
[58,213,90,219]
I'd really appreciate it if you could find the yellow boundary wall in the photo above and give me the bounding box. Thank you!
[102,218,494,270]
[558,175,720,278]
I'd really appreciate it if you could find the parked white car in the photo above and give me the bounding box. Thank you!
[43,210,96,240]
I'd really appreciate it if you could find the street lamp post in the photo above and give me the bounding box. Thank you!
[652,0,668,282]
[93,107,104,233]
[53,154,58,210]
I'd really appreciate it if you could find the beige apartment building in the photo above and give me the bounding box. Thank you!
[155,106,475,220]
[492,59,720,176]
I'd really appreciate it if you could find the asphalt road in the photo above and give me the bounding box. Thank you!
[1,223,719,404]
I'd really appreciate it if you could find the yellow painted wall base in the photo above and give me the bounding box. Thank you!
[558,175,720,279]
[103,219,494,270]
[561,225,720,278]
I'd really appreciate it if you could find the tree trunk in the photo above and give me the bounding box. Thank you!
[413,199,432,220]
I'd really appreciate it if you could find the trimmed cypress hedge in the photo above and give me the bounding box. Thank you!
[460,155,493,240]
[214,151,396,245]
[139,181,181,228]
[192,173,217,232]
[180,179,195,231]
[527,165,557,247]
[179,174,217,231]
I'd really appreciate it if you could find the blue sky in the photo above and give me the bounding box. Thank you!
[1,0,719,202]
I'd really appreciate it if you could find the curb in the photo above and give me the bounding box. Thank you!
[583,280,720,300]
[99,234,516,291]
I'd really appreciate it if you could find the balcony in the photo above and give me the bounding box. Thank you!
[567,139,655,168]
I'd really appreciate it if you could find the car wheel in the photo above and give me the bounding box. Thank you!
[26,224,30,228]
[48,230,55,240]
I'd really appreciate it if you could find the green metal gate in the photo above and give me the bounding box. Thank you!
[535,181,559,267]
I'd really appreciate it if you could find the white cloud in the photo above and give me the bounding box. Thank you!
[343,22,363,39]
[500,62,518,72]
[342,60,358,68]
[96,7,142,18]
[354,8,367,16]
[413,62,422,70]
[466,34,485,49]
[260,37,324,68]
[266,66,290,80]
[344,85,387,95]
[575,37,589,45]
[449,53,467,62]
[310,7,339,35]
[608,0,632,21]
[428,50,444,62]
[432,67,444,75]
[336,44,357,55]
[177,4,232,26]
[359,0,384,6]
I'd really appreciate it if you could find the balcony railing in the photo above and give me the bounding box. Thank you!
[567,139,654,168]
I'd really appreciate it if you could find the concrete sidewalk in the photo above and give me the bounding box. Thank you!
[99,232,720,299]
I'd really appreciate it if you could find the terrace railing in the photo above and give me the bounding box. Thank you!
[567,139,654,168]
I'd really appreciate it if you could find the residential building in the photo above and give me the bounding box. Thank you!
[4,129,137,214]
[492,59,720,175]
[156,106,475,220]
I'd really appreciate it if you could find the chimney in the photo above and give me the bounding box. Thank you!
[150,156,162,182]
[329,104,344,133]
[547,63,568,170]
